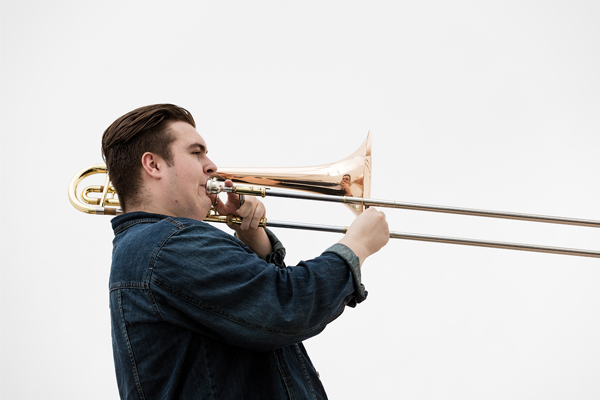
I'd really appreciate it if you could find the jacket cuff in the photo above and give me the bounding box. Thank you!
[261,228,287,268]
[234,228,286,268]
[323,243,368,307]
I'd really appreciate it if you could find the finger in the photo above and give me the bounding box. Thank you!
[241,206,256,231]
[235,196,251,229]
[240,198,265,231]
[241,210,251,231]
[224,180,241,207]
[249,202,266,229]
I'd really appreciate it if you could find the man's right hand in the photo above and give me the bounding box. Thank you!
[338,207,389,266]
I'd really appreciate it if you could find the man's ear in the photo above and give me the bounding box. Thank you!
[140,152,163,178]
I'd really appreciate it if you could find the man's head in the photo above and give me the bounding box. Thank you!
[102,104,196,212]
[341,174,351,185]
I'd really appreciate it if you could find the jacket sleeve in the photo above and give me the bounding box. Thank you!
[148,224,367,351]
[236,228,287,268]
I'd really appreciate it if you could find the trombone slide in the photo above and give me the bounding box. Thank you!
[206,180,600,258]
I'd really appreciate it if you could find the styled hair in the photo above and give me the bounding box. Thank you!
[101,104,196,211]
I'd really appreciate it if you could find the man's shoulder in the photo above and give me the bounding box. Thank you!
[109,212,236,283]
[111,212,233,244]
[111,212,216,234]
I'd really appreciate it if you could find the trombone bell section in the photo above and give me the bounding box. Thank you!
[213,132,372,215]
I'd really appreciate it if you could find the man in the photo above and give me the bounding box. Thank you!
[102,104,389,399]
[340,173,353,196]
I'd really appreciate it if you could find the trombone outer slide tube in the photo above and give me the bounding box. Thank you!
[264,189,600,228]
[387,232,600,259]
[219,216,600,259]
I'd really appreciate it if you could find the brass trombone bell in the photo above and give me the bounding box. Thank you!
[68,133,600,258]
[214,133,372,215]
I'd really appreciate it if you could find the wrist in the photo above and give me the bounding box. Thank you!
[337,237,368,266]
[235,227,273,259]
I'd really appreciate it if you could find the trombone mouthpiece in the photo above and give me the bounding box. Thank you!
[206,179,228,195]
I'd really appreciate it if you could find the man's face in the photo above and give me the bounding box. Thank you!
[161,121,218,221]
[341,175,351,185]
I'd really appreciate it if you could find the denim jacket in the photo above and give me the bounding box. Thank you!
[109,212,367,399]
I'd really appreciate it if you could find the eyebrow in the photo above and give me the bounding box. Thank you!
[187,143,208,154]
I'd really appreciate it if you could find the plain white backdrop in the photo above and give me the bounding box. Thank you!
[2,1,600,399]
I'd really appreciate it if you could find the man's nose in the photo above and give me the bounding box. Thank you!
[205,158,217,175]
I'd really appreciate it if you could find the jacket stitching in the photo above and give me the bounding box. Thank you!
[145,227,181,287]
[110,282,147,291]
[113,217,165,235]
[117,289,147,400]
[294,344,317,399]
[145,227,185,322]
[202,340,217,399]
[274,348,294,399]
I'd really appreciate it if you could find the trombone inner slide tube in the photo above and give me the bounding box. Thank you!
[206,180,600,228]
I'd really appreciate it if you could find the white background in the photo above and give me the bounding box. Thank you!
[2,1,600,399]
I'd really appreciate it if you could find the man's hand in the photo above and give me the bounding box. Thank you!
[214,180,273,257]
[338,207,389,266]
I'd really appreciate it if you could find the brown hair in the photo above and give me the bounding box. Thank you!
[101,104,196,211]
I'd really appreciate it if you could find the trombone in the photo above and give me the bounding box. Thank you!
[69,133,600,258]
